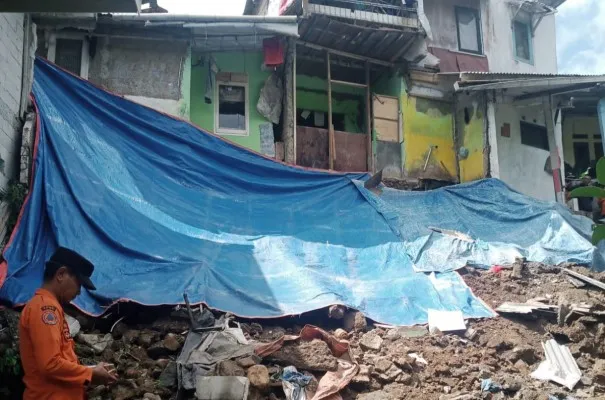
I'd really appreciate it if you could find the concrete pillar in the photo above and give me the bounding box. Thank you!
[486,94,500,178]
[542,96,564,204]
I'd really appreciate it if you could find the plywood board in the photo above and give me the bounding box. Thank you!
[374,118,399,143]
[373,95,400,143]
[296,126,368,172]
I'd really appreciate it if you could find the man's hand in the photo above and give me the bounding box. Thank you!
[91,363,118,386]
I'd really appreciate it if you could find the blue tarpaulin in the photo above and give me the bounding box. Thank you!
[0,59,598,325]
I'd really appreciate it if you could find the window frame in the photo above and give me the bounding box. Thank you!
[520,121,549,151]
[455,6,483,55]
[47,32,90,79]
[214,78,250,137]
[512,19,534,65]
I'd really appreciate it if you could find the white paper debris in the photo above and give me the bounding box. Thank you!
[427,309,466,333]
[531,339,581,390]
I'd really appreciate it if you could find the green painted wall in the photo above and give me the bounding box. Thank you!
[373,73,401,98]
[296,74,365,133]
[190,52,271,152]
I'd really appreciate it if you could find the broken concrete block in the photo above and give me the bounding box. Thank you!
[218,360,245,377]
[143,394,161,400]
[352,365,372,385]
[196,376,250,400]
[356,390,391,400]
[270,339,338,372]
[147,334,182,359]
[373,357,394,374]
[343,311,367,332]
[247,365,270,390]
[359,331,383,352]
[236,355,260,369]
[594,359,605,384]
[77,333,113,355]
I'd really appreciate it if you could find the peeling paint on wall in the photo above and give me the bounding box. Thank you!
[402,89,456,181]
[458,99,485,182]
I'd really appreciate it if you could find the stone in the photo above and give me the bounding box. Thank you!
[359,331,383,352]
[510,345,539,365]
[373,357,394,374]
[143,394,161,400]
[352,365,372,385]
[328,305,346,319]
[122,330,140,345]
[379,365,403,383]
[138,331,157,347]
[385,326,428,341]
[247,365,270,390]
[396,372,413,384]
[124,367,139,379]
[195,376,250,400]
[334,328,349,340]
[343,311,367,332]
[77,333,113,355]
[270,339,338,372]
[111,384,137,400]
[158,361,177,388]
[111,321,128,339]
[147,334,182,359]
[218,360,246,377]
[156,359,171,369]
[514,359,529,371]
[236,355,260,369]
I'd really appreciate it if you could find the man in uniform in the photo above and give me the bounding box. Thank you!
[19,247,118,399]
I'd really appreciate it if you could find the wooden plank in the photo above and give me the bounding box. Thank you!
[331,79,367,88]
[327,51,334,169]
[374,118,399,142]
[297,40,393,67]
[563,268,605,291]
[373,95,399,120]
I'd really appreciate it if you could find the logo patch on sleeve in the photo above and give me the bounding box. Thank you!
[41,310,58,325]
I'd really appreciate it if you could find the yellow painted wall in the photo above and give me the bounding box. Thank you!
[459,100,485,182]
[402,91,456,181]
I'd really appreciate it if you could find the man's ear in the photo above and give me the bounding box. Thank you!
[55,266,70,282]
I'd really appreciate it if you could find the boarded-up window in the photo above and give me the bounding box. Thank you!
[215,73,249,136]
[455,7,482,54]
[520,121,548,151]
[373,95,399,143]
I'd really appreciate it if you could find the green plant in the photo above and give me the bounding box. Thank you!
[0,347,20,376]
[570,157,605,245]
[0,180,27,245]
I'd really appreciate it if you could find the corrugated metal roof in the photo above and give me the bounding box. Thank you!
[459,71,605,78]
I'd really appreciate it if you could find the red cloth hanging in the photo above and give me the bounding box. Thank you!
[263,37,284,67]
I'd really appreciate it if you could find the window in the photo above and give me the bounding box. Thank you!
[513,20,533,63]
[215,74,249,136]
[455,7,482,54]
[520,121,549,151]
[47,33,89,78]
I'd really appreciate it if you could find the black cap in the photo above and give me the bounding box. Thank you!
[47,247,96,290]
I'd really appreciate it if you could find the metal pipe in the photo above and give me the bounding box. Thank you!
[110,13,298,23]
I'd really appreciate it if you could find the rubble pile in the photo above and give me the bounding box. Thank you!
[1,261,604,399]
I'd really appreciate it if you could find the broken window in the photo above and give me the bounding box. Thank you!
[520,121,549,151]
[55,39,83,76]
[455,7,482,54]
[513,20,533,63]
[216,82,248,135]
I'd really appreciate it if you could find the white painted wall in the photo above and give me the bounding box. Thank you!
[483,0,557,74]
[494,103,560,201]
[423,0,558,74]
[0,13,24,191]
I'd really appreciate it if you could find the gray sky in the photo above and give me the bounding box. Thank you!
[159,0,604,75]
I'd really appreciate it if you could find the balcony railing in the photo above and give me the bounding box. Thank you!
[308,0,418,28]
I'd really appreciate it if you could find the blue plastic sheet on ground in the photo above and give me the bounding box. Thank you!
[0,58,495,325]
[354,180,605,273]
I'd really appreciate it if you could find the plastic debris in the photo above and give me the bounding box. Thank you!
[428,309,466,333]
[531,339,581,390]
[282,366,312,400]
[480,378,502,393]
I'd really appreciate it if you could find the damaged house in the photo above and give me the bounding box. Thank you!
[245,0,605,204]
